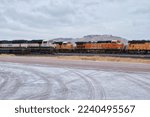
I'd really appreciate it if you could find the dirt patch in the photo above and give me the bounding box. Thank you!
[54,56,150,64]
[0,54,15,57]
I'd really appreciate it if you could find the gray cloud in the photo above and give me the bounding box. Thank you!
[0,0,150,40]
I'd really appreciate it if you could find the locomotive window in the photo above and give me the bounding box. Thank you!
[43,41,47,44]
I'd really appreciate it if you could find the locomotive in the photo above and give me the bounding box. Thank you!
[0,40,47,48]
[128,40,150,54]
[74,40,125,53]
[0,40,54,54]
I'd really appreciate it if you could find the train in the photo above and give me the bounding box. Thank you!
[0,39,150,54]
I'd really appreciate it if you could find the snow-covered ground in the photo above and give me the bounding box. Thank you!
[0,62,150,100]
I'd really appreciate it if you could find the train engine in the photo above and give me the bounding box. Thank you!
[128,40,150,54]
[53,42,74,53]
[75,40,125,53]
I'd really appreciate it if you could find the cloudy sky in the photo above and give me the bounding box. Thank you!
[0,0,150,40]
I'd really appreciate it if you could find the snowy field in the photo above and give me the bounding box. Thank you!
[0,62,150,100]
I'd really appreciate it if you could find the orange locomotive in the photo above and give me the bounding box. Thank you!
[53,42,74,49]
[53,42,74,53]
[75,40,125,53]
[128,40,150,54]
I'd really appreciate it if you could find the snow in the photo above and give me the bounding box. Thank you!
[0,62,150,100]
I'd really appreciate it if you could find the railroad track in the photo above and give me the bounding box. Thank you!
[55,53,150,59]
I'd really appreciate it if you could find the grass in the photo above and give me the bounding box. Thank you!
[0,54,15,56]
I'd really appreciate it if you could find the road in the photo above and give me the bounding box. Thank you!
[0,56,150,100]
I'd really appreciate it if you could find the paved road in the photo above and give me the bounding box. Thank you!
[0,56,150,100]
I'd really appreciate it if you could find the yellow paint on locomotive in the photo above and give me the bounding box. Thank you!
[128,42,150,50]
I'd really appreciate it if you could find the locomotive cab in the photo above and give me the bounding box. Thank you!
[41,40,48,47]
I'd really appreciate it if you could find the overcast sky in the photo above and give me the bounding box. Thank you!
[0,0,150,40]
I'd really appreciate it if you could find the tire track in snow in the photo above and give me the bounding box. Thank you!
[84,71,106,100]
[124,74,150,93]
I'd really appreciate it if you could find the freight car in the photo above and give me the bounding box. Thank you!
[127,40,150,54]
[75,40,125,53]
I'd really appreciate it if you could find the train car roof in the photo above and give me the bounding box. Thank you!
[0,40,43,44]
[28,40,43,43]
[12,40,28,44]
[75,42,87,44]
[97,40,112,43]
[128,40,150,43]
[76,41,114,44]
[53,42,63,44]
[0,40,12,44]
